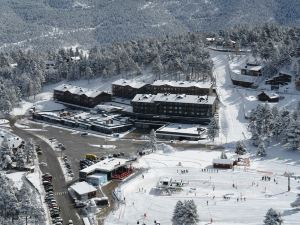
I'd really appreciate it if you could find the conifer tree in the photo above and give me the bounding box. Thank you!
[264,208,283,225]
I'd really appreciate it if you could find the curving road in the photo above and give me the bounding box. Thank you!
[11,123,83,225]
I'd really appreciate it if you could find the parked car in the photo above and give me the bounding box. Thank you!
[43,180,51,185]
[37,150,42,155]
[74,201,86,208]
[50,213,60,218]
[53,217,63,223]
[45,187,54,192]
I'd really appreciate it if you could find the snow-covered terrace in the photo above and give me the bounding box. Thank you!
[152,80,212,89]
[54,83,108,98]
[80,158,130,174]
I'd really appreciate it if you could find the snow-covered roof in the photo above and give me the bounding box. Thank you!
[80,158,130,173]
[71,56,81,61]
[70,181,97,195]
[213,159,234,165]
[54,84,107,98]
[279,70,293,76]
[131,94,156,103]
[112,79,147,89]
[248,65,263,71]
[231,72,257,83]
[0,128,23,149]
[206,37,215,41]
[152,80,212,89]
[132,93,216,105]
[159,177,172,183]
[154,93,216,105]
[156,123,205,136]
[259,91,279,99]
[87,173,107,179]
[95,105,123,112]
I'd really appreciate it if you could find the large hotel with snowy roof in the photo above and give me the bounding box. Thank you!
[112,79,213,98]
[112,79,217,121]
[131,93,217,118]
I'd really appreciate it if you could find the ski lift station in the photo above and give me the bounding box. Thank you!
[156,177,186,190]
[79,158,133,182]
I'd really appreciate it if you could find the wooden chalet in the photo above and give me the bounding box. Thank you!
[265,71,292,86]
[54,84,111,108]
[257,91,279,102]
[112,79,148,98]
[231,62,265,88]
[212,159,234,169]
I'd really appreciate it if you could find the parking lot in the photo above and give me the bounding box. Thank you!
[27,121,144,179]
[16,119,219,225]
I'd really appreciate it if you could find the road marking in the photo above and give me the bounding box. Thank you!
[76,212,81,220]
[54,191,68,196]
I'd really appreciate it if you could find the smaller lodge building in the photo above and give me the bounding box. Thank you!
[79,158,133,182]
[231,62,265,88]
[54,84,111,108]
[69,181,97,201]
[257,91,279,102]
[212,159,234,169]
[112,79,148,98]
[156,123,206,141]
[265,70,293,90]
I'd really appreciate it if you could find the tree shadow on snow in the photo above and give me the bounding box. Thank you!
[282,208,300,217]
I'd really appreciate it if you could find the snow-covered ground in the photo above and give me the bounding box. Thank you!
[10,72,156,117]
[5,171,26,189]
[105,148,300,225]
[58,157,74,182]
[105,51,300,225]
[210,51,300,145]
[7,50,300,224]
[0,127,23,148]
[4,165,50,225]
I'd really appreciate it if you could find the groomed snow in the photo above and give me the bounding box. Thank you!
[210,51,299,145]
[105,149,300,225]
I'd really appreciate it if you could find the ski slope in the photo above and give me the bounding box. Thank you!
[105,149,300,225]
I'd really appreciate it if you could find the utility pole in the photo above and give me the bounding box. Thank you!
[288,175,291,192]
[284,171,293,192]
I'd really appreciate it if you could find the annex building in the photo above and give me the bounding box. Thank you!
[149,80,212,95]
[131,93,217,118]
[156,123,206,141]
[231,62,265,88]
[112,79,213,98]
[54,84,111,108]
[112,79,148,98]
